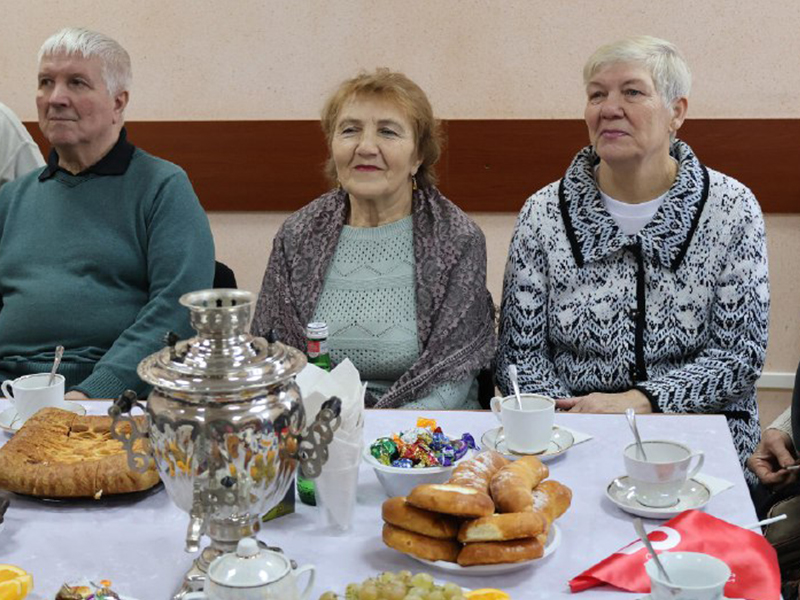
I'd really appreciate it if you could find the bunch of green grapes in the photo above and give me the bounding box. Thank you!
[318,570,467,600]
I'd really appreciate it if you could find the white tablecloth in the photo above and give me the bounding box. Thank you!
[0,403,758,600]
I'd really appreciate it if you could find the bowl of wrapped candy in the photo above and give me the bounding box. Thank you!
[364,418,476,498]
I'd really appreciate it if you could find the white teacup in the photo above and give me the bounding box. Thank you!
[490,393,555,454]
[1,373,68,424]
[645,551,731,600]
[624,440,704,508]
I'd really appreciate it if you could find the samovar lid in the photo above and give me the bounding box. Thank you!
[137,289,306,395]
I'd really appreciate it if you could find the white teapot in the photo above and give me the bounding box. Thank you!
[184,538,315,600]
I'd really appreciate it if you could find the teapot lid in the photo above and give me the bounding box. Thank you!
[208,538,290,587]
[137,289,306,394]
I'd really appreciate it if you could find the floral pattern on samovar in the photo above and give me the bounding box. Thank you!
[109,289,340,600]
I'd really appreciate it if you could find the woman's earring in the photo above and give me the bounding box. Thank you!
[412,175,418,191]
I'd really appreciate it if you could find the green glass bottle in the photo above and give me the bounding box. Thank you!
[297,322,332,505]
[306,322,332,371]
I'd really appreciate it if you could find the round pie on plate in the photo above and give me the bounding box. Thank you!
[0,407,159,498]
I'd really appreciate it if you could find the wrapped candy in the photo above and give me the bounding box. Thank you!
[439,445,456,467]
[369,418,477,469]
[416,417,438,430]
[452,433,476,462]
[370,437,399,466]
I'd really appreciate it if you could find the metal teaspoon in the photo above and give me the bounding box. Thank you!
[48,345,64,386]
[634,517,672,583]
[626,407,648,461]
[507,364,523,410]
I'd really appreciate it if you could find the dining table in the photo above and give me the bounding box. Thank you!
[0,400,760,600]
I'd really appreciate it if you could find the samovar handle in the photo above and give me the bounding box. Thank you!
[108,390,153,474]
[296,396,342,478]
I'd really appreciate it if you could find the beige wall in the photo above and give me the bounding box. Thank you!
[3,0,800,120]
[2,1,798,415]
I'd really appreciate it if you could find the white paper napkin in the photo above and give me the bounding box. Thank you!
[297,359,365,432]
[556,424,593,445]
[297,359,366,531]
[695,472,734,496]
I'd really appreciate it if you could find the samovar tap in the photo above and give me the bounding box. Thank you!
[185,495,205,554]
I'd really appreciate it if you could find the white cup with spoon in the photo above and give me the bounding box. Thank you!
[2,345,72,425]
[645,551,731,600]
[490,382,553,457]
[624,440,704,508]
[490,365,555,454]
[2,372,69,424]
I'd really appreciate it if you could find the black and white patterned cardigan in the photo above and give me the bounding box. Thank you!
[496,140,770,474]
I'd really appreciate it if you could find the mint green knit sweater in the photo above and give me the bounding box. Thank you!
[0,143,214,398]
[313,217,478,409]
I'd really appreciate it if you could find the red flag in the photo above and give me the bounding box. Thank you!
[569,510,780,600]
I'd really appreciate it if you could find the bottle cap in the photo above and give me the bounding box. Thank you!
[307,322,328,339]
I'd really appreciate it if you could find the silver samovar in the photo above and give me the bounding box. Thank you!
[109,289,340,599]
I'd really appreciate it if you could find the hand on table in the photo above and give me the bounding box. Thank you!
[746,428,798,487]
[65,390,89,400]
[556,389,652,414]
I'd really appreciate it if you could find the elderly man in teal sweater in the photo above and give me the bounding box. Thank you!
[0,27,214,399]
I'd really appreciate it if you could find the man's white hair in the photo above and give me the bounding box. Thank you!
[38,27,132,96]
[583,35,692,106]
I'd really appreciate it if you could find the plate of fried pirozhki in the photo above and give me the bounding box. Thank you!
[381,449,571,575]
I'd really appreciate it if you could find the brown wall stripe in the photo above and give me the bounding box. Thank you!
[25,119,799,213]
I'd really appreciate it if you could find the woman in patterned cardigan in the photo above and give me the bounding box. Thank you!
[496,36,769,475]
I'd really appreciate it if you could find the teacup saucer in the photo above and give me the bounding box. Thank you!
[606,475,711,519]
[0,402,86,435]
[481,426,574,462]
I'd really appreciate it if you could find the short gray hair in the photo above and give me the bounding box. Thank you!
[38,28,132,96]
[583,36,691,105]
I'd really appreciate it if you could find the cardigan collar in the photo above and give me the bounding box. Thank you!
[558,139,709,270]
[39,127,135,181]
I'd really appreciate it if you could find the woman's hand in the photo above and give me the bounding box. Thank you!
[556,389,652,413]
[65,390,89,400]
[746,428,798,487]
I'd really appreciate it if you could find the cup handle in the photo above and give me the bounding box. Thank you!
[489,396,503,423]
[687,451,705,480]
[295,564,316,600]
[1,380,13,401]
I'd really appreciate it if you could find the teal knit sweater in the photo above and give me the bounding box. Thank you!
[0,136,214,398]
[313,217,478,409]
